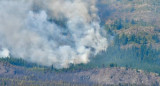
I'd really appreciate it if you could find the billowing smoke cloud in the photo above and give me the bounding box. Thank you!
[0,0,108,68]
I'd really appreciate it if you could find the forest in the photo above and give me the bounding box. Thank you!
[0,0,160,85]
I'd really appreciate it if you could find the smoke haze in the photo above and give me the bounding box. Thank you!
[0,0,108,68]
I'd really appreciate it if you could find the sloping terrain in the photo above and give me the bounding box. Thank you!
[0,0,160,86]
[0,62,160,86]
[98,0,160,48]
[84,0,160,75]
[98,0,160,25]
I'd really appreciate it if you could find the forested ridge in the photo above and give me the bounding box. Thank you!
[0,0,160,85]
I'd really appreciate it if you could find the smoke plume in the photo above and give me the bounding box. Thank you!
[0,0,108,68]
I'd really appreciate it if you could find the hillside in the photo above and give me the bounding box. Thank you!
[0,0,160,85]
[98,0,160,48]
[0,62,160,86]
[81,0,160,75]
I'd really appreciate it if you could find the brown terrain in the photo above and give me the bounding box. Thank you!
[0,62,160,86]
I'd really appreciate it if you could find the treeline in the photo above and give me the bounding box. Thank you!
[114,34,159,45]
[105,18,160,45]
[105,19,152,31]
[0,57,40,68]
[0,78,148,86]
[0,78,89,86]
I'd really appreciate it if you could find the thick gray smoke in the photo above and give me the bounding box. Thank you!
[0,0,108,68]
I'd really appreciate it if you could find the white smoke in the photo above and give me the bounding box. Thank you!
[0,48,10,58]
[0,0,108,68]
